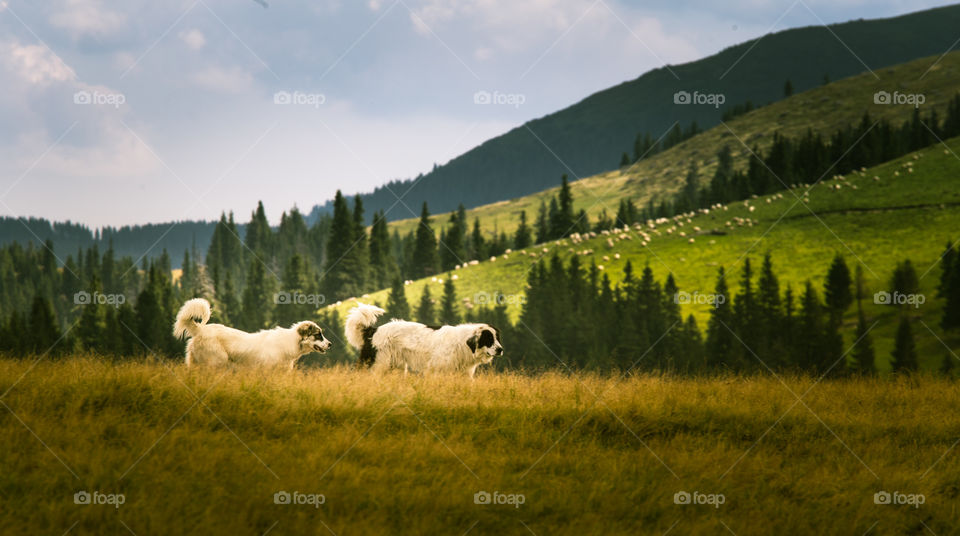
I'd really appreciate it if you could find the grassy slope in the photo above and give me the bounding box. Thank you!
[1,359,957,535]
[386,51,960,239]
[334,137,960,372]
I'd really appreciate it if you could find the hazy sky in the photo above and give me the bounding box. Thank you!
[0,0,954,227]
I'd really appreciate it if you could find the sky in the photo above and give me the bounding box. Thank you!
[0,0,955,228]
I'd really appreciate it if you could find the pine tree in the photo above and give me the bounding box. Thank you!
[535,201,550,244]
[943,249,960,330]
[514,210,532,249]
[412,202,439,277]
[386,276,410,320]
[439,277,460,325]
[27,295,60,355]
[322,191,360,300]
[440,208,467,271]
[274,254,312,326]
[469,218,486,260]
[705,268,738,370]
[850,265,875,374]
[890,316,918,372]
[824,253,853,325]
[783,79,794,97]
[938,240,956,298]
[794,280,827,372]
[350,195,369,290]
[244,201,272,257]
[368,210,399,289]
[76,275,105,353]
[890,259,919,303]
[619,152,630,168]
[241,260,271,331]
[416,285,435,324]
[756,253,783,365]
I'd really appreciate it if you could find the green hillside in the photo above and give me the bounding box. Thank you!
[310,4,960,223]
[330,137,960,372]
[387,50,960,239]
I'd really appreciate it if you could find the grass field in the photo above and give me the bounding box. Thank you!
[332,136,960,372]
[0,358,957,535]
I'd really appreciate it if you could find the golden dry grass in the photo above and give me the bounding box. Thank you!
[0,357,957,535]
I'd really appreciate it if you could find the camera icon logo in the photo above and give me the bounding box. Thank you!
[74,291,91,305]
[874,291,891,305]
[274,491,291,504]
[673,491,691,505]
[473,91,491,105]
[74,491,91,505]
[673,91,691,105]
[273,91,292,105]
[474,491,491,504]
[874,491,891,505]
[73,91,92,105]
[674,291,691,304]
[274,291,291,305]
[874,91,891,105]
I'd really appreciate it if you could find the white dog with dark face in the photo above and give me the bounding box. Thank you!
[344,303,503,377]
[173,298,331,368]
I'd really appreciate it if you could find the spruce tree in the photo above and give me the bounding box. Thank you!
[440,209,466,271]
[470,218,486,260]
[850,265,875,374]
[416,285,435,325]
[368,210,399,289]
[890,316,918,372]
[386,276,410,320]
[514,210,532,249]
[27,295,60,355]
[412,202,439,277]
[783,79,794,97]
[241,260,271,331]
[705,268,738,370]
[439,278,460,325]
[824,253,853,325]
[76,275,105,353]
[322,191,359,299]
[350,196,369,290]
[535,201,550,244]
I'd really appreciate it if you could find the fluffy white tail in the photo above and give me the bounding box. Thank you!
[173,298,211,340]
[345,303,385,350]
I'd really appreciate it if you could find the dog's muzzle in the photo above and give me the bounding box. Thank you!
[313,340,331,353]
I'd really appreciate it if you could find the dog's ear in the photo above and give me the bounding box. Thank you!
[466,333,479,352]
[478,328,495,348]
[492,326,502,344]
[297,322,320,338]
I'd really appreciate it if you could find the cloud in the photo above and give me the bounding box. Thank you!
[178,28,206,50]
[190,66,255,93]
[49,0,126,38]
[0,40,75,86]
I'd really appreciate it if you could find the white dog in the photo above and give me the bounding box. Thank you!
[173,298,331,368]
[344,303,503,377]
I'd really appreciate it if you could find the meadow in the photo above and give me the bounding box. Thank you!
[1,357,957,535]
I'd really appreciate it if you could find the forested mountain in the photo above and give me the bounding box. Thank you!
[307,4,960,223]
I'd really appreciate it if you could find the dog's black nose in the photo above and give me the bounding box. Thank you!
[495,348,503,355]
